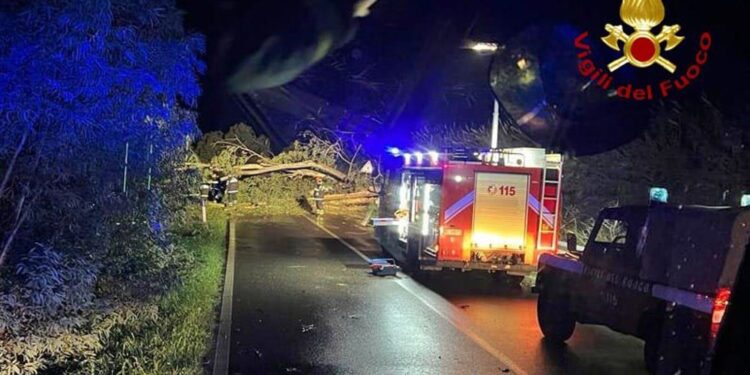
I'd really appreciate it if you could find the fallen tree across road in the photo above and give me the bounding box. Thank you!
[235,161,347,180]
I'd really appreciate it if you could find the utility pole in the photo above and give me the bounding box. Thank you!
[146,143,153,191]
[491,100,500,149]
[200,183,210,224]
[467,41,501,150]
[122,142,129,194]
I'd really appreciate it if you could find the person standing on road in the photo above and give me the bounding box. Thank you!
[226,176,239,206]
[312,177,326,216]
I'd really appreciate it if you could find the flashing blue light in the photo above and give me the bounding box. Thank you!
[649,187,668,203]
[388,147,401,156]
[741,195,750,207]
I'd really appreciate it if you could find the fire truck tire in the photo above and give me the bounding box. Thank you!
[537,288,575,342]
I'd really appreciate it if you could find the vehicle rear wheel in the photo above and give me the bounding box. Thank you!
[537,287,575,342]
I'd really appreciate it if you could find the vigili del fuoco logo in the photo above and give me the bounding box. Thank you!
[574,0,712,100]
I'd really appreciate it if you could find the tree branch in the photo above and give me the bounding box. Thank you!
[0,128,29,198]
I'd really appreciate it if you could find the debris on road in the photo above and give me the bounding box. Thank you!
[369,258,400,276]
[347,314,361,320]
[301,324,316,333]
[459,304,470,309]
[285,367,301,373]
[253,348,263,359]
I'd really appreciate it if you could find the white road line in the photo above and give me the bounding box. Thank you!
[394,278,528,375]
[213,220,236,375]
[302,215,371,262]
[303,215,529,375]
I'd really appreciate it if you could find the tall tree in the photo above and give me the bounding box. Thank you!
[0,0,205,266]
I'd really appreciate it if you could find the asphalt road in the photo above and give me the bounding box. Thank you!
[227,215,649,375]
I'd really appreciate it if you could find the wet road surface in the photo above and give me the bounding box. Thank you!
[227,215,649,374]
[229,216,509,374]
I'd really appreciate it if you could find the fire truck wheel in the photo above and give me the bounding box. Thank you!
[537,288,575,342]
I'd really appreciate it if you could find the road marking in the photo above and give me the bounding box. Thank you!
[303,215,528,375]
[302,215,371,262]
[395,279,528,375]
[213,220,236,375]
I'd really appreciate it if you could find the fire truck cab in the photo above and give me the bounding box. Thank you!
[375,147,563,275]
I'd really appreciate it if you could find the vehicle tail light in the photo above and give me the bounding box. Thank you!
[710,287,732,342]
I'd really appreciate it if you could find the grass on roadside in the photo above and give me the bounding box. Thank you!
[78,208,227,375]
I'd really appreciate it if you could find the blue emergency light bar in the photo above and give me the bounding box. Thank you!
[649,187,669,203]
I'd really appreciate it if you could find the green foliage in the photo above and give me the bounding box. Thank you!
[0,1,212,373]
[412,121,530,150]
[0,211,225,375]
[193,131,224,162]
[75,211,226,375]
[195,123,271,166]
[224,123,272,157]
[272,133,338,167]
[240,176,313,215]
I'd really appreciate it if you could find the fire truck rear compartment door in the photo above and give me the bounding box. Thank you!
[472,173,529,250]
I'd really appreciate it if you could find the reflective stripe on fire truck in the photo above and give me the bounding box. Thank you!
[528,194,555,227]
[539,255,714,314]
[444,191,475,223]
[445,190,556,227]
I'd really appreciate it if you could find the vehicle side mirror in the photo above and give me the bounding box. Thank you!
[566,233,579,253]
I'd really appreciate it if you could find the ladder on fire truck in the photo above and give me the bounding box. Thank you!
[537,155,563,251]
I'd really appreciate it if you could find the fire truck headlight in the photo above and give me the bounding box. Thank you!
[414,152,423,165]
[403,153,411,165]
[428,151,439,165]
[741,194,750,207]
[454,175,464,183]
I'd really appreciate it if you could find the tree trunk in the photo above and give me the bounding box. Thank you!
[235,161,346,180]
[323,191,378,201]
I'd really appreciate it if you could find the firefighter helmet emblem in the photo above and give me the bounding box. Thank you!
[601,0,684,73]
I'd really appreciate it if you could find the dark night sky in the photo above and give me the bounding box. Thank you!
[178,0,750,154]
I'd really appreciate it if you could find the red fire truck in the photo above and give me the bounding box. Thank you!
[374,147,563,275]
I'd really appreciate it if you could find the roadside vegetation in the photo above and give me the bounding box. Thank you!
[0,1,225,374]
[78,208,226,375]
